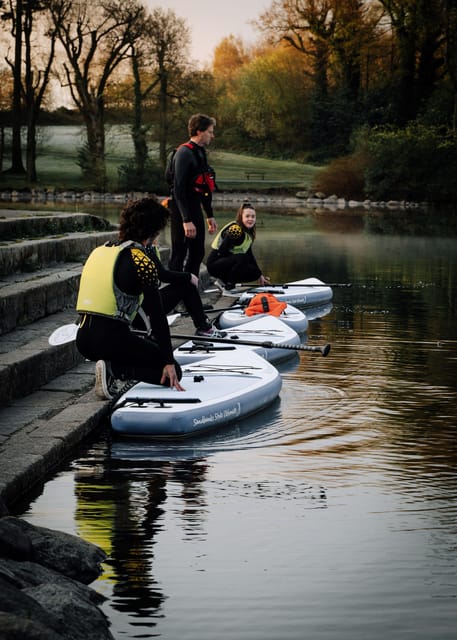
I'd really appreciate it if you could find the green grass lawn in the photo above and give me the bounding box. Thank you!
[210,150,320,191]
[0,125,321,193]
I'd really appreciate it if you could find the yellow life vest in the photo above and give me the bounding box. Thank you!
[76,241,144,323]
[211,222,252,254]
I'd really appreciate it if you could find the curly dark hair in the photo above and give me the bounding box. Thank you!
[118,197,170,242]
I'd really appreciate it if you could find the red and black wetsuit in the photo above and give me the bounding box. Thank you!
[168,141,215,276]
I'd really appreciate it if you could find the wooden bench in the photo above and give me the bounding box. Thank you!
[245,171,265,180]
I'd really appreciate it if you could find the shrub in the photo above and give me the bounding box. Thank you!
[361,124,457,203]
[312,152,368,200]
[77,144,106,190]
[117,157,167,193]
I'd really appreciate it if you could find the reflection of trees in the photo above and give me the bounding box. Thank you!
[364,208,457,237]
[73,454,208,624]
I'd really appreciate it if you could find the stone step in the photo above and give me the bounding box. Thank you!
[0,244,171,336]
[0,358,109,506]
[0,263,82,336]
[0,308,84,407]
[0,229,118,277]
[0,211,114,241]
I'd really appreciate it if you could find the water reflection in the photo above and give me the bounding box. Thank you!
[75,452,210,626]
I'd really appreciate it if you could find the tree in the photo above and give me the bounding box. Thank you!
[443,0,457,128]
[1,0,26,174]
[378,0,446,123]
[49,0,145,189]
[142,8,190,169]
[257,0,332,102]
[22,0,57,182]
[255,0,381,156]
[212,35,248,82]
[1,0,59,182]
[215,44,313,155]
[0,67,14,171]
[115,7,191,190]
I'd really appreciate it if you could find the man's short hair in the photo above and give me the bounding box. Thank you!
[188,113,216,137]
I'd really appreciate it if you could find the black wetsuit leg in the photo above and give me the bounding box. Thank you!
[76,315,181,384]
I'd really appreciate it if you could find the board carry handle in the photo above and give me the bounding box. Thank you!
[114,396,202,409]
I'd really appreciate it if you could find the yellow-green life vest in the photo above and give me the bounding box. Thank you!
[211,222,252,254]
[76,241,144,323]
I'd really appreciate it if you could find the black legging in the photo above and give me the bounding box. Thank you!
[76,314,182,385]
[168,199,206,276]
[159,282,208,330]
[206,250,261,286]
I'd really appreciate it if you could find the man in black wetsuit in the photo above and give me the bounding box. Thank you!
[167,113,218,276]
[76,197,185,400]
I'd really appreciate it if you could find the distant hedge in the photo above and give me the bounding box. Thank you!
[362,124,457,204]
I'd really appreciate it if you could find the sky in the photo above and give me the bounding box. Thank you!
[144,0,270,67]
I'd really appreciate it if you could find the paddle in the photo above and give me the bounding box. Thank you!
[170,333,331,356]
[48,313,181,346]
[236,282,351,288]
[178,304,247,318]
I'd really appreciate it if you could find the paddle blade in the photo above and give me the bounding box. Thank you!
[48,323,79,346]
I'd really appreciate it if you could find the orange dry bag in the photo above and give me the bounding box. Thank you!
[244,293,287,317]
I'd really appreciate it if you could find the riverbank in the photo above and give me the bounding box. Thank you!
[0,501,113,639]
[0,187,428,211]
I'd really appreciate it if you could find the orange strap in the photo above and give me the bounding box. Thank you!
[244,293,287,317]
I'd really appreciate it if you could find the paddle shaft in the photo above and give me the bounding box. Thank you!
[171,333,331,356]
[180,304,246,317]
[236,282,351,288]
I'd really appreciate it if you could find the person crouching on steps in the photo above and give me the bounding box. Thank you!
[75,197,184,400]
[206,202,270,296]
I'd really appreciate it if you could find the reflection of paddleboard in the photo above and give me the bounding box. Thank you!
[175,315,302,365]
[217,303,308,333]
[303,302,334,322]
[109,399,284,463]
[111,350,282,437]
[239,277,333,307]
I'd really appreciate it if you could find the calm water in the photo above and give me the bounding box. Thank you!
[18,206,457,640]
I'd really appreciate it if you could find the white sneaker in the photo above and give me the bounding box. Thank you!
[222,287,244,298]
[212,278,243,297]
[195,326,227,338]
[95,360,115,400]
[212,278,225,292]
